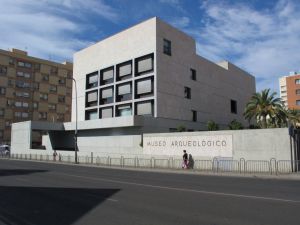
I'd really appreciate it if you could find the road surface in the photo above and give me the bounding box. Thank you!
[0,159,299,225]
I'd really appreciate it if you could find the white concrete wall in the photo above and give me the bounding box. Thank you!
[73,18,157,122]
[156,19,256,129]
[143,128,291,160]
[11,121,32,152]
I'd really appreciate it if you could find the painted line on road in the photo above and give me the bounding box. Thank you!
[56,172,300,204]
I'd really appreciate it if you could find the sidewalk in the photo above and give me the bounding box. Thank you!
[3,157,300,181]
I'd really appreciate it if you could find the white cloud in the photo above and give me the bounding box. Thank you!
[0,0,118,62]
[193,0,300,92]
[170,16,190,28]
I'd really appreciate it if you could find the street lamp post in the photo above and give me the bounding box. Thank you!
[72,78,78,164]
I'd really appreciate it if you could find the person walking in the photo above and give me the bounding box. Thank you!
[182,150,188,169]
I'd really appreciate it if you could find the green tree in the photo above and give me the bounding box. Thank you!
[207,120,219,131]
[244,89,285,128]
[176,125,186,132]
[286,109,300,127]
[228,119,243,130]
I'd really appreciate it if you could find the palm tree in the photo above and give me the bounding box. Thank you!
[244,89,285,128]
[286,109,300,127]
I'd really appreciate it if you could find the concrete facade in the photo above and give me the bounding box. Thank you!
[11,120,293,161]
[279,71,300,109]
[72,17,255,131]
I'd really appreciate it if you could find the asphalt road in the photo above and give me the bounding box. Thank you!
[0,159,300,225]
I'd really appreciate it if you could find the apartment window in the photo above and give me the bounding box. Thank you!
[135,53,154,76]
[7,100,14,106]
[0,130,3,138]
[40,93,48,100]
[116,61,132,81]
[5,121,11,127]
[0,87,5,95]
[22,112,29,118]
[58,95,65,103]
[192,110,197,122]
[85,109,97,120]
[15,101,28,108]
[49,85,57,92]
[18,61,32,68]
[32,83,39,90]
[99,107,113,119]
[295,79,300,84]
[57,114,64,122]
[9,58,15,65]
[34,64,41,71]
[191,69,196,81]
[231,99,237,114]
[296,89,300,95]
[135,77,154,99]
[16,81,30,88]
[15,91,27,97]
[100,67,114,85]
[116,82,132,102]
[42,74,49,81]
[86,91,98,107]
[163,39,172,56]
[135,101,153,116]
[14,112,22,118]
[116,104,132,117]
[296,100,300,105]
[0,66,7,75]
[39,112,47,120]
[33,102,38,109]
[0,108,4,117]
[100,87,114,105]
[58,78,66,85]
[184,87,191,99]
[86,72,98,89]
[8,79,14,87]
[48,104,56,110]
[17,71,31,78]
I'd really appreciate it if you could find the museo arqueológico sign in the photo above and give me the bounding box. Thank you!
[143,135,233,157]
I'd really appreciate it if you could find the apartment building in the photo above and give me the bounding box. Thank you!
[279,72,300,109]
[11,17,255,156]
[0,48,73,144]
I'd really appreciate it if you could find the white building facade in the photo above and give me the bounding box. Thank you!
[11,17,257,157]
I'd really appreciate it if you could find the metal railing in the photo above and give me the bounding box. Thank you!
[2,153,300,175]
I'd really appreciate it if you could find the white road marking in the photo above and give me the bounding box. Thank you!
[56,172,300,204]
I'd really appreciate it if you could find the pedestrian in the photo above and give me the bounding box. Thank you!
[53,150,57,161]
[182,150,188,169]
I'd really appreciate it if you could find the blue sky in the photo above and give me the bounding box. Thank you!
[1,0,300,93]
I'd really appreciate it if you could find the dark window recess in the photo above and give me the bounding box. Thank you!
[163,39,171,56]
[100,87,114,105]
[192,110,197,122]
[296,89,300,95]
[135,100,154,116]
[191,69,196,81]
[86,91,98,107]
[116,82,132,102]
[135,77,154,99]
[135,53,154,76]
[0,66,7,75]
[85,109,98,120]
[100,67,114,85]
[86,72,98,89]
[99,107,113,119]
[116,104,132,117]
[184,87,191,99]
[116,61,132,81]
[231,100,237,114]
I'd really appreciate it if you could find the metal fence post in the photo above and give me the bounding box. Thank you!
[91,152,93,164]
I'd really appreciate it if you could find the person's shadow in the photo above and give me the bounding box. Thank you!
[188,154,194,169]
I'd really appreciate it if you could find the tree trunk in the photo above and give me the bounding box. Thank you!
[261,116,267,129]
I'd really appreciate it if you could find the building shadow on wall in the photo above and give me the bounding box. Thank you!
[0,169,48,177]
[0,186,120,225]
